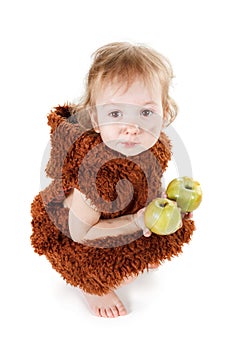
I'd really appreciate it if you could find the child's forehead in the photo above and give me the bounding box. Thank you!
[94,76,162,104]
[99,73,160,89]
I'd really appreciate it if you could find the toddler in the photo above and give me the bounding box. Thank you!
[31,42,195,318]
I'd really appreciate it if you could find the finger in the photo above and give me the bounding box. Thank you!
[137,208,145,216]
[143,229,152,237]
[182,212,193,220]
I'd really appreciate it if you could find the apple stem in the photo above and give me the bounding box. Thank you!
[160,202,168,208]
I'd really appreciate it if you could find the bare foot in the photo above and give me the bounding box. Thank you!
[83,290,127,318]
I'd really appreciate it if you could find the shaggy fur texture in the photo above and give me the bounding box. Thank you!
[30,105,195,295]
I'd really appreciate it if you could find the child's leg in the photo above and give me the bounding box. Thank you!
[83,274,138,318]
[148,262,160,269]
[83,264,159,318]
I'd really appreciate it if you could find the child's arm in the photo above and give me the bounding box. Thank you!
[63,188,150,243]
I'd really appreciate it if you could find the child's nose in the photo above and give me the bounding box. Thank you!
[122,124,140,135]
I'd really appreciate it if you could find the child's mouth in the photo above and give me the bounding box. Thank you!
[121,142,139,148]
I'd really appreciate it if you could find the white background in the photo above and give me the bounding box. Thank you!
[1,0,232,349]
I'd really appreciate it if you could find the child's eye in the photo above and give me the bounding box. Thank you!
[108,110,122,118]
[141,109,154,117]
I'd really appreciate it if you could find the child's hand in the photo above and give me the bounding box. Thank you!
[134,208,152,238]
[182,212,193,220]
[134,203,193,239]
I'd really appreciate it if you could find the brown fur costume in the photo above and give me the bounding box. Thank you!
[30,105,195,295]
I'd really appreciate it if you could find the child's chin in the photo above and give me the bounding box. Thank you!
[105,141,150,156]
[117,145,147,157]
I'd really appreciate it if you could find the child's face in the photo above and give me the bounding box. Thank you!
[93,78,163,156]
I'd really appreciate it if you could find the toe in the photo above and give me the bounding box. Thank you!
[93,307,101,317]
[106,307,114,318]
[111,306,119,318]
[100,308,108,317]
[116,302,127,316]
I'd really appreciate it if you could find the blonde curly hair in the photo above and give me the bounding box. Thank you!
[74,42,178,128]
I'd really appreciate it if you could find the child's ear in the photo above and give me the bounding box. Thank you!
[162,114,169,129]
[162,106,170,129]
[89,108,100,133]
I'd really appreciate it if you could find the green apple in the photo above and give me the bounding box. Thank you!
[166,176,202,212]
[144,198,182,235]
